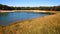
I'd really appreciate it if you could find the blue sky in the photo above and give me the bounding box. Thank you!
[0,0,60,7]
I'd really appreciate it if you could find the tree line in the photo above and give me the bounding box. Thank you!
[0,4,60,11]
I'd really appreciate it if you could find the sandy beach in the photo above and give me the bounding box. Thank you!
[0,10,58,13]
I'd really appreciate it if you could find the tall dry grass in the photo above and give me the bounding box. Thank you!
[0,12,60,34]
[1,13,59,34]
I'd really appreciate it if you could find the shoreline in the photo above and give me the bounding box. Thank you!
[0,10,59,12]
[0,10,59,15]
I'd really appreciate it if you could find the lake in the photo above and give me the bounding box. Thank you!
[0,12,47,26]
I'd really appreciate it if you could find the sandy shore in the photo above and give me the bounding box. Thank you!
[0,10,59,13]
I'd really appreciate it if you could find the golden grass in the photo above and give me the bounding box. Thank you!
[0,26,3,34]
[0,12,60,34]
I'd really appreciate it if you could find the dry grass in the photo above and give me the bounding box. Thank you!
[0,12,60,34]
[0,26,3,34]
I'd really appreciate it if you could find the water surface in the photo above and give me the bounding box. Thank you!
[0,12,47,26]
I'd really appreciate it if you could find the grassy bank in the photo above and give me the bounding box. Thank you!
[0,13,59,34]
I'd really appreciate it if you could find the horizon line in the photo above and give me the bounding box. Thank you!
[0,4,60,7]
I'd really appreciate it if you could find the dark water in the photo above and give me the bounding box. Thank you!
[0,12,47,26]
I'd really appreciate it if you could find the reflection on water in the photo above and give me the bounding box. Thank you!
[0,12,47,26]
[0,13,9,16]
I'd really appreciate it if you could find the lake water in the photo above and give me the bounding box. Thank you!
[0,12,47,26]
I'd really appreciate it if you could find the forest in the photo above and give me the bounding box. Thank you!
[0,4,60,11]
